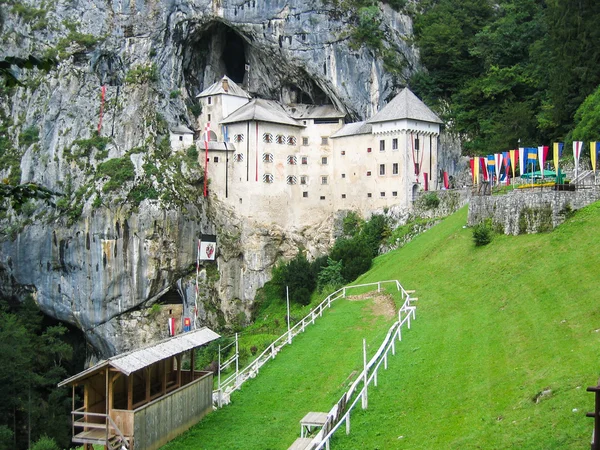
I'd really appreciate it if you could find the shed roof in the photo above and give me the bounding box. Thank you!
[197,75,251,99]
[367,88,442,125]
[330,121,372,139]
[220,99,303,127]
[59,327,220,386]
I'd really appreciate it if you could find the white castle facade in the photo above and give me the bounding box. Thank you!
[181,76,442,228]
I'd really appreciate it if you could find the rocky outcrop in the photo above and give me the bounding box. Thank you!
[0,0,418,357]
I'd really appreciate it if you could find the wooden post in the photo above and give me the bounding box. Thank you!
[190,349,196,381]
[145,367,151,403]
[587,380,600,450]
[346,414,350,434]
[176,355,182,388]
[127,375,133,410]
[161,359,167,395]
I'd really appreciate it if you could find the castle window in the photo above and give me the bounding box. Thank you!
[341,173,346,178]
[263,133,273,143]
[414,137,420,150]
[276,134,285,144]
[342,194,346,199]
[287,136,297,145]
[321,157,328,165]
[303,191,308,198]
[301,156,308,165]
[302,137,309,146]
[341,150,346,156]
[379,164,385,175]
[234,153,244,162]
[320,196,326,200]
[263,153,274,163]
[321,137,328,145]
[234,134,244,143]
[287,175,297,185]
[179,136,183,141]
[300,175,307,185]
[214,156,219,163]
[393,163,399,175]
[263,173,274,183]
[366,171,371,176]
[208,97,212,105]
[287,155,297,165]
[392,138,398,150]
[379,140,385,151]
[367,193,372,198]
[392,191,398,197]
[367,147,372,153]
[208,114,211,122]
[380,192,385,197]
[321,176,328,185]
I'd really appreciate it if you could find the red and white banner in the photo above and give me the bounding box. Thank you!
[168,317,176,336]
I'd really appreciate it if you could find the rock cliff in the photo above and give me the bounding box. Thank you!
[0,0,418,357]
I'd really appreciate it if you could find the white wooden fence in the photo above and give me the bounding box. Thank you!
[213,280,408,408]
[303,284,417,450]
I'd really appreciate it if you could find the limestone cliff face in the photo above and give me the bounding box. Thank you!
[0,0,418,357]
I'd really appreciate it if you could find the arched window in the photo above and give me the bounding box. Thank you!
[263,153,274,163]
[276,134,285,144]
[263,173,274,183]
[263,133,273,143]
[287,155,297,165]
[286,176,297,185]
[287,136,297,145]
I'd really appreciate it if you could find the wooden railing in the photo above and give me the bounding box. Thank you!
[304,288,417,450]
[72,409,129,450]
[213,280,407,408]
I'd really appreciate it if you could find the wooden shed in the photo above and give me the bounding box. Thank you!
[58,327,220,450]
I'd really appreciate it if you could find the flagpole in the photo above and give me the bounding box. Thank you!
[195,237,201,330]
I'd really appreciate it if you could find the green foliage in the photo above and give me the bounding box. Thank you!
[330,237,373,282]
[271,253,316,305]
[71,132,110,159]
[342,211,363,237]
[128,183,159,205]
[572,84,600,143]
[351,6,385,50]
[317,258,345,292]
[96,157,135,193]
[125,63,158,85]
[0,425,13,450]
[0,297,75,449]
[359,214,390,257]
[419,192,440,209]
[18,126,39,147]
[170,90,181,99]
[30,436,60,450]
[472,218,493,246]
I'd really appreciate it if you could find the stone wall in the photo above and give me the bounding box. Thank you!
[468,186,600,235]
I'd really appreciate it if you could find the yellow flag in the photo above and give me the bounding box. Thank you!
[553,142,560,176]
[591,142,597,171]
[474,157,479,184]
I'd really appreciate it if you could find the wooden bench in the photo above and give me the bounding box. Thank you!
[289,394,348,450]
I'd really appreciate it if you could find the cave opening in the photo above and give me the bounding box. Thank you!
[180,21,337,109]
[222,29,246,84]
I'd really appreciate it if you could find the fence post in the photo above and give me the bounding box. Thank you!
[362,339,368,409]
[377,282,381,293]
[346,414,351,434]
[271,344,275,360]
[384,353,388,370]
[343,287,346,298]
[374,368,378,387]
[302,318,305,333]
[587,379,600,450]
[392,338,396,355]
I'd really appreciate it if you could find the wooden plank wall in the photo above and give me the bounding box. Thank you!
[132,373,213,450]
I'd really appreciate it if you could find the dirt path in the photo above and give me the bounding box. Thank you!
[346,292,397,318]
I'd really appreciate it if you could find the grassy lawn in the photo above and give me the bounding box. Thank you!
[331,204,600,449]
[162,294,398,450]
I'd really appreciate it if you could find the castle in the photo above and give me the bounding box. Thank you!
[177,76,443,227]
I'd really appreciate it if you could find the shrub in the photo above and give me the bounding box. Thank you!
[125,63,158,84]
[473,219,493,246]
[19,126,39,147]
[342,211,363,237]
[273,253,316,305]
[31,436,60,450]
[330,237,373,282]
[421,192,441,209]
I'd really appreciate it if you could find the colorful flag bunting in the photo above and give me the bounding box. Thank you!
[494,153,503,185]
[573,141,583,179]
[591,142,599,172]
[553,142,563,176]
[480,157,488,181]
[470,158,476,184]
[510,149,518,179]
[473,157,479,184]
[503,152,510,185]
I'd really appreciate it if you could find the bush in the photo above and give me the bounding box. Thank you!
[342,211,363,237]
[31,436,59,450]
[271,253,316,305]
[473,219,493,246]
[330,237,373,282]
[421,192,441,209]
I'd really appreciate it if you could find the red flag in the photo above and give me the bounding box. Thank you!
[443,171,449,189]
[423,172,428,191]
[470,158,476,184]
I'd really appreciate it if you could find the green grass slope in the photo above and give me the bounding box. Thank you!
[162,298,396,450]
[332,203,600,449]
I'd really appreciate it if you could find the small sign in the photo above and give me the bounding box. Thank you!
[200,234,217,261]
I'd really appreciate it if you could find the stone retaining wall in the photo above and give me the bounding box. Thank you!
[468,186,600,235]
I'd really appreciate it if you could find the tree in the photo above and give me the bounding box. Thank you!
[330,238,373,283]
